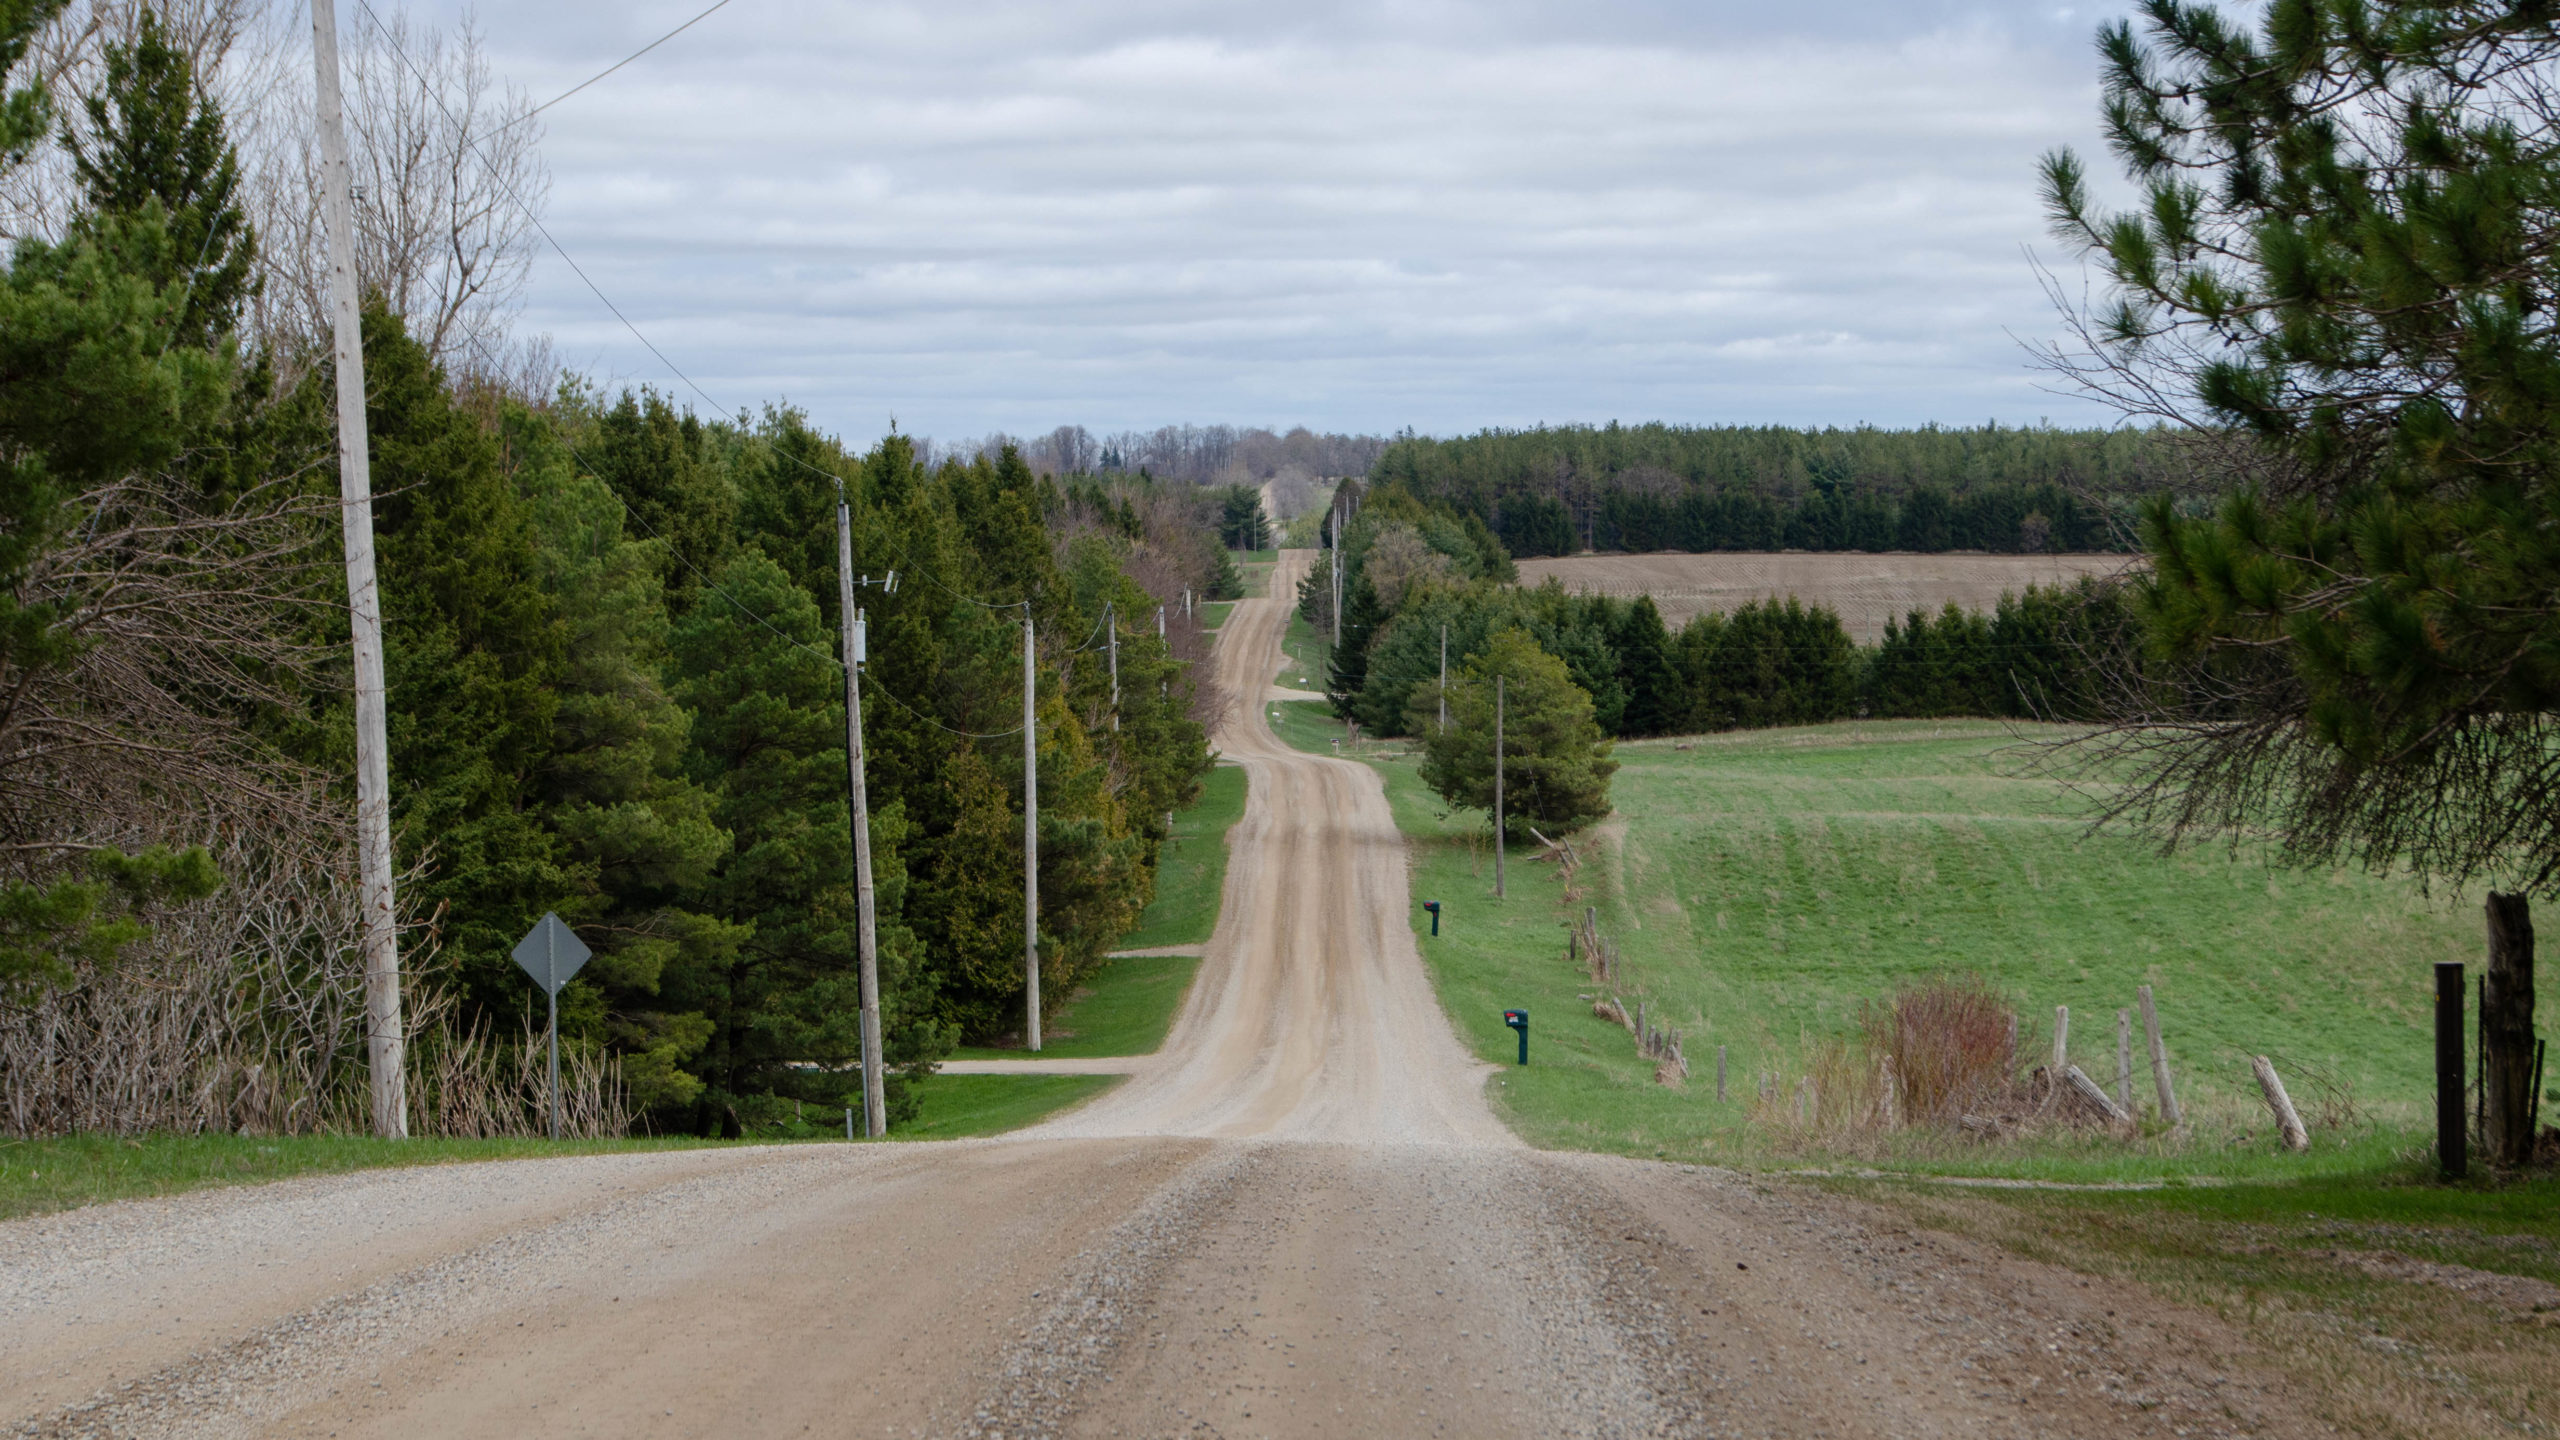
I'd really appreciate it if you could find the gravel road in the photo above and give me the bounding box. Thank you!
[2,551,2315,1439]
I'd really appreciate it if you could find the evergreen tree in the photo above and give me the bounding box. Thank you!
[1325,574,1384,718]
[2042,1,2560,898]
[1612,597,1682,736]
[502,412,729,1111]
[64,8,253,346]
[1409,628,1616,839]
[582,388,733,616]
[665,549,862,1116]
[1696,599,1858,729]
[0,2,230,999]
[363,310,568,1016]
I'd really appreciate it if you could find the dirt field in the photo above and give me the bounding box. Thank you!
[1515,551,2139,643]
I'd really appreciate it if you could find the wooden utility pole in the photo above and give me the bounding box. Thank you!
[1106,602,1119,732]
[1437,624,1447,732]
[835,490,885,1137]
[1023,608,1041,1052]
[312,0,404,1140]
[1494,673,1506,899]
[1330,500,1342,650]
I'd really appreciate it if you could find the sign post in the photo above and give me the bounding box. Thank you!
[511,913,591,1140]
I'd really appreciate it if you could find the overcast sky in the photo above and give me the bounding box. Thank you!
[414,1,2142,445]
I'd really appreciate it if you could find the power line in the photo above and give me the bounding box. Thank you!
[524,0,740,123]
[861,670,1024,741]
[347,0,1029,617]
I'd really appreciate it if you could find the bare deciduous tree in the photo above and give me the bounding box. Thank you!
[256,5,546,377]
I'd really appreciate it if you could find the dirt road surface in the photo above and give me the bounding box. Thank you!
[2,550,2311,1439]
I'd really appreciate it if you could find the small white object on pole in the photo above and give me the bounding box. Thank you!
[312,0,405,1140]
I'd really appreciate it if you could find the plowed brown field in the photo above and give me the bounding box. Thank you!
[1515,551,2138,643]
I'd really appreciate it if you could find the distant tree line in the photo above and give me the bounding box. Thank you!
[940,424,1389,487]
[1367,422,2191,558]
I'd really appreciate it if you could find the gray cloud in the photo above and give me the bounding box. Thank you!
[417,1,2141,440]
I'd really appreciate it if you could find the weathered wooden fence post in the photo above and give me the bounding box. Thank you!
[2484,894,2539,1168]
[2251,1055,2309,1152]
[2437,960,2467,1179]
[2115,1007,2134,1119]
[2139,985,2181,1127]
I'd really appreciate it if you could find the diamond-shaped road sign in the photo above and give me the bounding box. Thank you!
[511,912,590,996]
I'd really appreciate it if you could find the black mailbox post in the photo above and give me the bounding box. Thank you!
[1422,900,1441,936]
[1503,1008,1529,1066]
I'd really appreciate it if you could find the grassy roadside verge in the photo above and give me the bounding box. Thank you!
[1236,548,1278,598]
[1279,613,1329,692]
[3,763,1251,1222]
[1199,601,1235,631]
[1119,763,1246,951]
[949,763,1247,1060]
[0,1068,1106,1222]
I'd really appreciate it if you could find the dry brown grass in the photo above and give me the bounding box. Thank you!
[1861,976,2019,1125]
[1515,551,2138,643]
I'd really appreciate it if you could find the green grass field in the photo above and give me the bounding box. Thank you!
[1271,705,2544,1183]
[1199,601,1236,631]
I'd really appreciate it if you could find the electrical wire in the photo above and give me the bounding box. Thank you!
[860,670,1024,740]
[347,0,1031,616]
[522,0,740,123]
[339,6,1061,738]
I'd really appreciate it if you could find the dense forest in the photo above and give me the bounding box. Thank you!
[0,8,1218,1140]
[1303,480,2135,757]
[1367,423,2190,557]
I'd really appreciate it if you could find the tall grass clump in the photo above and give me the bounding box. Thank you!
[1860,975,2019,1125]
